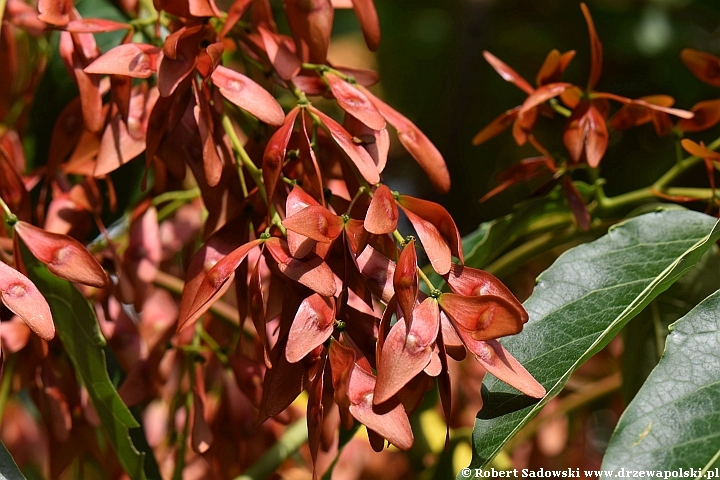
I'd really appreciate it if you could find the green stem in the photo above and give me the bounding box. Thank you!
[233,419,308,480]
[152,188,201,208]
[594,135,720,216]
[171,391,192,480]
[0,196,16,225]
[485,221,612,278]
[222,115,267,203]
[345,186,367,215]
[548,98,572,118]
[417,266,437,293]
[198,328,228,366]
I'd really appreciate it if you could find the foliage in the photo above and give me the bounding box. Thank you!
[2,0,720,478]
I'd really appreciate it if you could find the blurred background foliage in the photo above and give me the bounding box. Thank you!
[24,0,720,237]
[330,0,720,235]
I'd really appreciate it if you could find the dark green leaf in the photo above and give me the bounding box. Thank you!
[602,287,720,472]
[21,245,146,480]
[463,194,573,270]
[621,246,720,402]
[464,210,720,474]
[0,438,26,480]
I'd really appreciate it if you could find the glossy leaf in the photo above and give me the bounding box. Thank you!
[680,48,720,88]
[212,65,285,126]
[462,192,574,270]
[465,210,720,473]
[22,248,147,479]
[0,438,25,480]
[620,247,720,404]
[602,287,720,472]
[483,51,534,95]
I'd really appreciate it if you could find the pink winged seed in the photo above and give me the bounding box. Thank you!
[14,222,108,288]
[212,65,285,126]
[0,261,55,341]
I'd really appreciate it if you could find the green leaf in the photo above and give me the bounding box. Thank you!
[0,439,26,480]
[21,245,147,480]
[464,210,720,475]
[463,193,573,270]
[602,287,720,473]
[621,246,720,402]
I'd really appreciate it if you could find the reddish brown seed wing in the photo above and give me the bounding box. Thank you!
[680,48,720,88]
[351,0,380,51]
[678,99,720,133]
[374,297,439,404]
[64,19,131,33]
[483,51,534,95]
[472,107,520,146]
[263,107,299,205]
[438,293,526,341]
[212,65,285,126]
[14,222,108,288]
[0,261,55,341]
[324,72,385,130]
[364,89,450,193]
[282,205,344,243]
[581,2,603,90]
[285,294,336,363]
[310,106,380,184]
[563,100,608,167]
[364,184,398,235]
